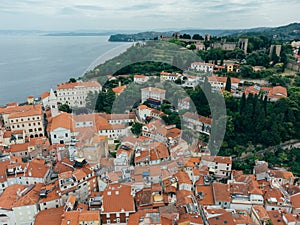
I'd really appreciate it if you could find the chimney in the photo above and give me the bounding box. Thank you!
[118,81,121,87]
[28,168,33,177]
[27,96,34,105]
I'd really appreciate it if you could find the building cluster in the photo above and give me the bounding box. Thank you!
[0,75,295,225]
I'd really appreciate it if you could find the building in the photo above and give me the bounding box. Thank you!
[48,112,75,145]
[134,74,149,84]
[101,184,136,224]
[243,85,288,102]
[56,81,102,108]
[191,62,214,73]
[200,156,232,177]
[208,76,240,92]
[141,87,166,104]
[182,112,212,135]
[160,71,181,82]
[0,104,45,138]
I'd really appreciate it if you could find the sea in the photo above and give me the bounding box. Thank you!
[0,35,131,106]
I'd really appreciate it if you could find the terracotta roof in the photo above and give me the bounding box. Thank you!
[102,183,135,213]
[34,207,64,225]
[7,104,43,119]
[134,74,147,79]
[270,170,294,180]
[61,211,80,225]
[40,91,50,100]
[207,211,237,225]
[290,192,300,209]
[252,205,269,220]
[196,184,214,205]
[0,184,26,209]
[13,183,44,207]
[0,161,9,182]
[192,62,214,66]
[57,81,101,90]
[174,171,192,185]
[112,85,127,94]
[267,210,285,225]
[9,143,29,153]
[78,211,100,221]
[150,143,169,161]
[213,182,231,202]
[208,76,240,84]
[141,87,166,93]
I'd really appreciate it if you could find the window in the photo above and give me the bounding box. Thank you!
[65,133,68,138]
[107,219,110,224]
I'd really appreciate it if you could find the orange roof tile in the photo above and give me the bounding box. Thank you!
[34,207,64,225]
[78,211,100,221]
[57,81,101,90]
[13,183,44,207]
[0,184,26,209]
[213,182,231,202]
[102,183,135,213]
[112,85,127,94]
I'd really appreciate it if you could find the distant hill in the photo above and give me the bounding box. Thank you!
[232,23,300,40]
[109,31,173,42]
[108,23,300,42]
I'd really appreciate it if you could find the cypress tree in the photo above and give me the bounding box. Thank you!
[225,76,231,92]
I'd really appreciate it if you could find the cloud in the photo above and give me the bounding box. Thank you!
[0,0,298,30]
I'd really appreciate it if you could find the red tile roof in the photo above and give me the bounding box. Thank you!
[102,183,135,213]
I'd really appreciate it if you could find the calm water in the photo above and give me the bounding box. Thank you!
[0,35,130,105]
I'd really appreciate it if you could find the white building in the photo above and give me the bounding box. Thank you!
[141,87,166,103]
[191,62,214,73]
[134,74,149,84]
[56,81,102,108]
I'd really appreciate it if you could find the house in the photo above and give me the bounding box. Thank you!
[134,74,149,84]
[0,104,45,138]
[141,87,166,104]
[200,156,232,177]
[58,168,97,203]
[141,120,181,146]
[101,184,135,224]
[0,160,9,194]
[269,170,294,185]
[244,85,287,102]
[178,97,191,110]
[137,105,165,122]
[38,181,63,211]
[290,192,300,214]
[182,112,212,135]
[6,159,50,185]
[112,85,127,96]
[251,205,270,225]
[181,75,201,88]
[12,183,44,225]
[134,142,170,166]
[191,62,214,73]
[212,182,231,209]
[160,71,181,82]
[48,112,75,145]
[208,76,240,92]
[34,207,64,225]
[174,171,193,191]
[253,161,270,181]
[0,184,27,225]
[56,81,102,108]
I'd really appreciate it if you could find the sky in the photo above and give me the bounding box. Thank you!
[0,0,299,31]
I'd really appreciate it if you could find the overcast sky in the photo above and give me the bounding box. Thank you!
[0,0,299,31]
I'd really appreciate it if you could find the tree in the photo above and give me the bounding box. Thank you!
[131,123,143,136]
[69,78,76,83]
[225,76,231,92]
[192,34,204,40]
[59,104,72,113]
